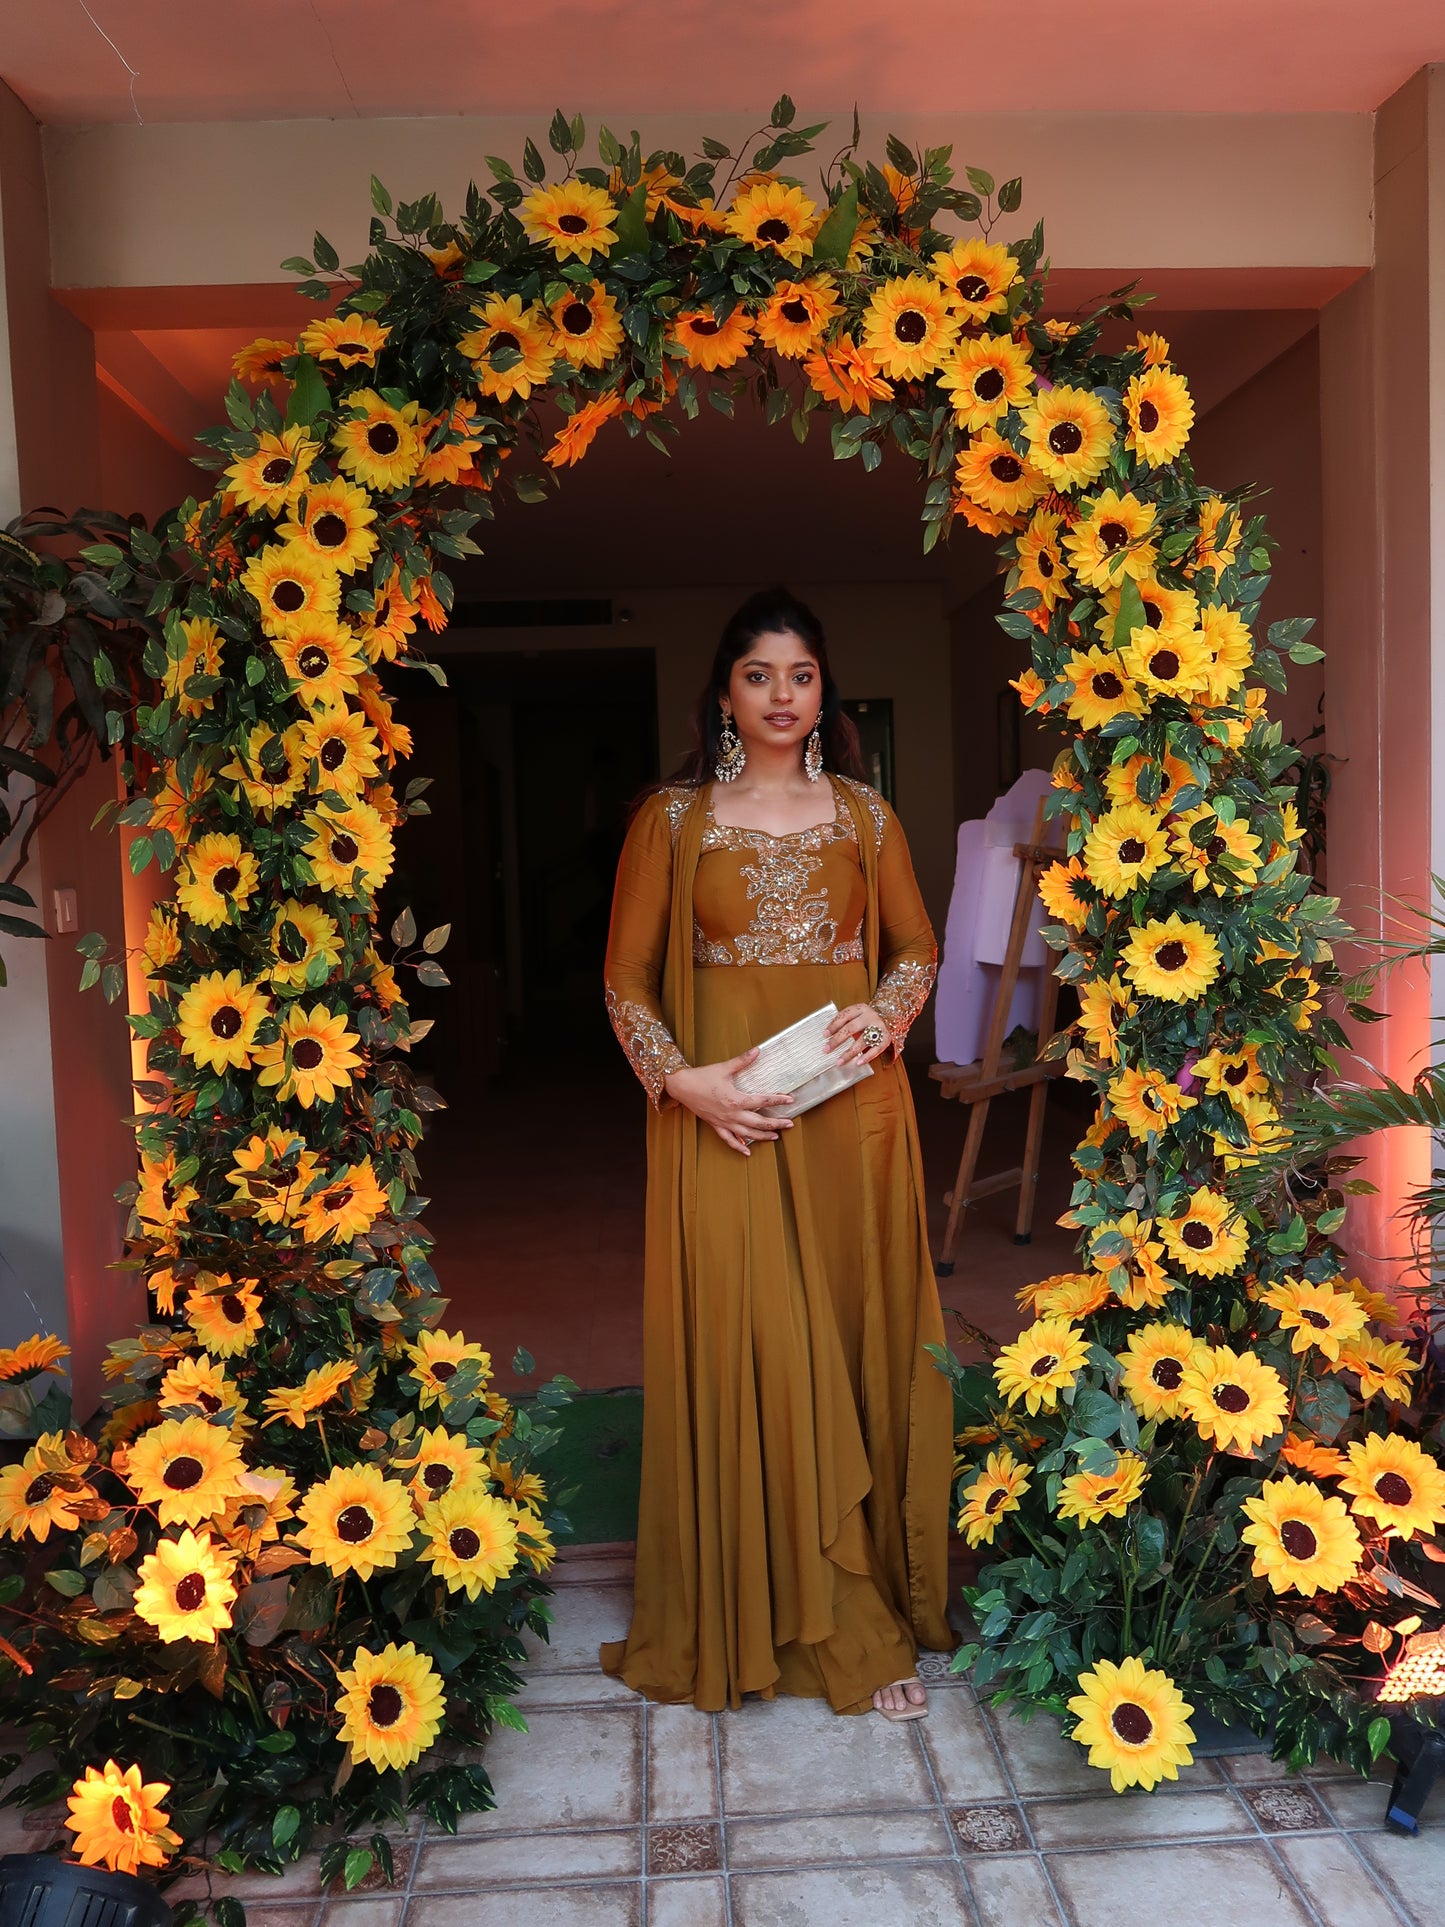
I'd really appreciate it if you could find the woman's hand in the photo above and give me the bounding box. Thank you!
[663,1049,795,1157]
[826,1002,894,1067]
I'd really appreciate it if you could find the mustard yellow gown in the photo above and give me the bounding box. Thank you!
[600,773,955,1714]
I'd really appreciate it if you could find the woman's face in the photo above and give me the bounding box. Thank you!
[723,629,823,754]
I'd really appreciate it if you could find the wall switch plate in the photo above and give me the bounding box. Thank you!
[52,887,78,934]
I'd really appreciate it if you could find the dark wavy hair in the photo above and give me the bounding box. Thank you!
[648,587,865,801]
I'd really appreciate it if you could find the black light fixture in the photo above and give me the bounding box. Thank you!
[1376,1630,1445,1835]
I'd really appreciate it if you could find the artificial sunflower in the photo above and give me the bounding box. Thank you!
[1062,490,1159,589]
[458,293,560,401]
[1057,1451,1147,1526]
[135,1151,197,1237]
[1260,1278,1367,1363]
[1280,1434,1348,1479]
[302,800,395,893]
[1160,1185,1249,1278]
[491,1457,548,1512]
[1107,1065,1197,1141]
[297,1156,389,1243]
[296,1462,415,1580]
[1168,806,1264,895]
[1076,974,1131,1063]
[1122,625,1212,703]
[278,475,378,575]
[1124,365,1195,466]
[1013,506,1068,610]
[1104,748,1196,812]
[930,237,1020,324]
[162,615,223,718]
[419,1486,520,1599]
[547,279,624,368]
[803,334,893,414]
[993,1317,1091,1416]
[0,1434,96,1541]
[335,1641,446,1771]
[1118,1232,1178,1311]
[955,497,1026,538]
[332,387,425,491]
[1192,495,1242,577]
[1338,1334,1419,1406]
[520,179,618,262]
[232,336,295,384]
[261,1358,359,1429]
[1023,385,1114,490]
[1037,855,1093,932]
[1240,1478,1363,1596]
[298,313,390,369]
[267,899,343,993]
[176,832,259,929]
[957,1446,1031,1547]
[298,705,383,797]
[355,574,420,663]
[141,903,182,980]
[220,720,309,813]
[122,1414,247,1526]
[175,969,267,1073]
[955,428,1047,518]
[1196,603,1254,702]
[0,1333,68,1382]
[417,396,487,486]
[860,273,959,380]
[228,1124,319,1224]
[65,1761,178,1876]
[515,1509,556,1571]
[270,617,366,711]
[1180,1345,1288,1454]
[253,1002,363,1108]
[225,426,319,514]
[159,1354,246,1427]
[1027,1272,1113,1320]
[1121,913,1222,1004]
[669,303,755,372]
[1061,646,1136,730]
[1082,804,1170,898]
[1067,1657,1195,1793]
[133,1527,238,1642]
[938,333,1034,432]
[399,1424,490,1508]
[214,1465,299,1555]
[755,275,841,359]
[1119,1323,1200,1420]
[241,540,342,637]
[725,178,818,266]
[185,1278,264,1357]
[406,1328,492,1408]
[1340,1434,1445,1538]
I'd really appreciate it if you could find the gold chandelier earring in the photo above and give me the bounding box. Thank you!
[715,703,746,782]
[804,721,823,782]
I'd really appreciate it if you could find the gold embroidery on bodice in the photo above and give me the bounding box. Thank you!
[692,784,866,966]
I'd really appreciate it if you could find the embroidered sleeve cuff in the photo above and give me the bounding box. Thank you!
[606,988,688,1109]
[873,957,936,1054]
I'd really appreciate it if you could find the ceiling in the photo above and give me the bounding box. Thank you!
[5,0,1445,124]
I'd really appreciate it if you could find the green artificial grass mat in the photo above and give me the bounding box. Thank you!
[540,1387,643,1546]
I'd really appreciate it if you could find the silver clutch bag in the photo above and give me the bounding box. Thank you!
[733,1001,874,1118]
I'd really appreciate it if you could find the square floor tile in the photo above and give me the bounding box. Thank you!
[519,1583,633,1673]
[1273,1834,1405,1927]
[1045,1841,1314,1926]
[408,1887,640,1927]
[1318,1775,1434,1832]
[319,1902,400,1927]
[1027,1789,1254,1850]
[719,1696,936,1817]
[1354,1821,1445,1921]
[921,1691,1014,1803]
[455,1705,641,1832]
[726,1807,953,1869]
[964,1853,1066,1927]
[646,1877,728,1927]
[731,1863,975,1926]
[414,1827,640,1886]
[648,1822,721,1874]
[514,1669,642,1709]
[648,1703,720,1821]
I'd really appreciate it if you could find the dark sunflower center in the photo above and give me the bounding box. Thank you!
[1213,1382,1251,1414]
[449,1526,482,1559]
[212,864,241,895]
[1096,1485,1118,1502]
[974,366,1006,401]
[1156,941,1189,972]
[336,1503,375,1543]
[368,1682,404,1726]
[330,833,360,864]
[894,310,928,345]
[292,1038,325,1070]
[211,1005,243,1040]
[175,1571,207,1612]
[164,1455,204,1491]
[1375,1472,1413,1507]
[298,645,331,679]
[220,1294,245,1322]
[1048,420,1084,455]
[1038,551,1054,578]
[561,302,593,335]
[756,218,792,244]
[320,738,348,770]
[984,1487,1008,1514]
[1206,836,1227,859]
[1099,520,1129,550]
[365,422,401,458]
[990,454,1022,484]
[1091,671,1124,700]
[261,457,293,486]
[312,513,349,550]
[781,298,810,325]
[956,273,990,301]
[556,213,589,234]
[197,1391,222,1413]
[1029,1353,1060,1378]
[1148,649,1180,680]
[272,580,306,613]
[1138,398,1161,433]
[1300,1308,1331,1330]
[279,921,308,962]
[161,1182,177,1208]
[324,1186,353,1211]
[689,318,719,336]
[23,1473,56,1505]
[1224,1062,1249,1085]
[1110,1702,1154,1746]
[112,1796,135,1834]
[490,332,520,358]
[336,341,369,359]
[431,1360,458,1382]
[1143,601,1164,629]
[1279,1518,1318,1560]
[422,1463,452,1494]
[1151,1357,1184,1391]
[1181,1219,1214,1249]
[1118,838,1147,865]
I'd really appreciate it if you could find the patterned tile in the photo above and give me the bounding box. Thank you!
[647,1822,721,1874]
[951,1804,1029,1853]
[1243,1783,1333,1832]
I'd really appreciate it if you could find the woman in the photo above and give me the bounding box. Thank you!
[600,587,954,1720]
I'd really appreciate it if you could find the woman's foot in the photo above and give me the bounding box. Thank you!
[872,1678,928,1721]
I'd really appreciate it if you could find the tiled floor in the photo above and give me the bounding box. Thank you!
[90,1570,1438,1927]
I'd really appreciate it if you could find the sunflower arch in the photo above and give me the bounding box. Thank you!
[0,98,1420,1876]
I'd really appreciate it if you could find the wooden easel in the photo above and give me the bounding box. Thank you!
[930,798,1067,1276]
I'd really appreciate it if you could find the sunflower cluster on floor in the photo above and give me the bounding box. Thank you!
[939,299,1445,1790]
